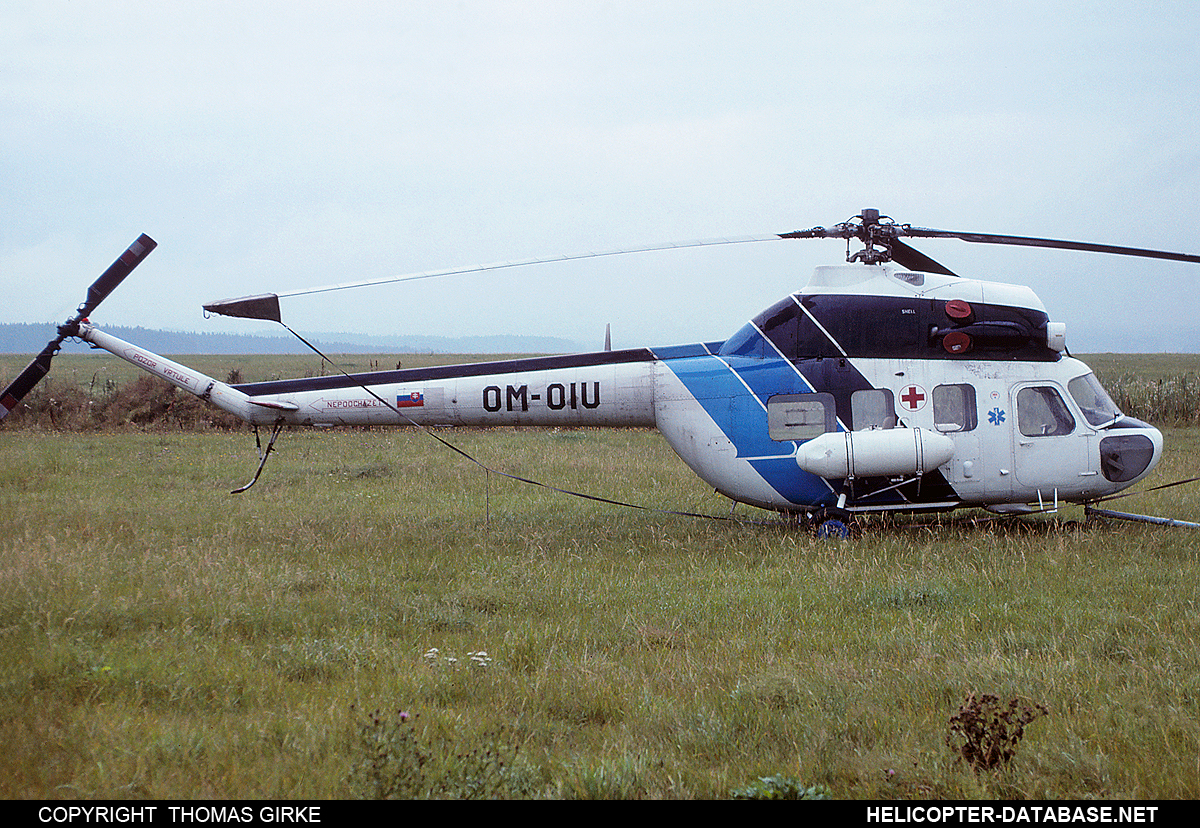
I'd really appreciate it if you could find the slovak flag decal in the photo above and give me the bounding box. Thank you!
[397,391,424,408]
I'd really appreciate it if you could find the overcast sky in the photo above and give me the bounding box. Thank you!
[4,1,1199,352]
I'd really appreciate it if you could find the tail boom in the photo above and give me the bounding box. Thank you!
[79,324,267,424]
[237,359,658,428]
[77,324,658,429]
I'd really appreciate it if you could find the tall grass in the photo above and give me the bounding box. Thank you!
[1102,373,1200,426]
[3,352,1200,798]
[1085,353,1200,426]
[3,424,1200,799]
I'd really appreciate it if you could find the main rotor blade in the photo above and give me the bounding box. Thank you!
[887,239,959,277]
[901,227,1200,264]
[0,233,157,420]
[203,235,781,320]
[782,210,1200,268]
[202,293,282,323]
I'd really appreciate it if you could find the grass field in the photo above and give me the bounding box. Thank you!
[2,353,1199,799]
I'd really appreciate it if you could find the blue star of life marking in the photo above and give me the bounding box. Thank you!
[988,407,1006,425]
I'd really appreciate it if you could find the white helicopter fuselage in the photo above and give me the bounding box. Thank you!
[79,262,1163,516]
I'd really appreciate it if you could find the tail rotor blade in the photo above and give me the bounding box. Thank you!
[78,233,157,319]
[0,346,55,420]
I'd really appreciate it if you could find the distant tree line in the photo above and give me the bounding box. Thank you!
[0,323,583,356]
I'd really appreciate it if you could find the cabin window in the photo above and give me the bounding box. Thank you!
[1017,386,1076,437]
[933,384,978,432]
[767,392,837,441]
[759,299,801,358]
[851,389,896,430]
[719,322,767,358]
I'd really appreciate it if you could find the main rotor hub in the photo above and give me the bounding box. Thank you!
[842,208,906,265]
[781,208,912,265]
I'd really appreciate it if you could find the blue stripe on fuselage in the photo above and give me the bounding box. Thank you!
[663,345,838,508]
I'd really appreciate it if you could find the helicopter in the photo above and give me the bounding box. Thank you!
[4,210,1198,533]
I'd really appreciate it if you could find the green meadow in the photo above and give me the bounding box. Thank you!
[1,353,1199,799]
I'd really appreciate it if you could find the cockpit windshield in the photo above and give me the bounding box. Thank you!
[1068,373,1122,426]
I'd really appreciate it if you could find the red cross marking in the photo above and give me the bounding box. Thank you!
[901,385,926,410]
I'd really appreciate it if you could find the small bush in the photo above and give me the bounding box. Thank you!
[347,707,540,799]
[1,375,243,432]
[731,774,832,800]
[946,693,1049,772]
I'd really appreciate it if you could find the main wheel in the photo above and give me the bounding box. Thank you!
[816,518,850,539]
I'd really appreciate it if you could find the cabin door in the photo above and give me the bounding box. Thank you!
[1009,383,1096,497]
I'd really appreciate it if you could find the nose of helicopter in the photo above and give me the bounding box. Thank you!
[1099,418,1163,490]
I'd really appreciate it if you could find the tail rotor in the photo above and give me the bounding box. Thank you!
[0,234,157,420]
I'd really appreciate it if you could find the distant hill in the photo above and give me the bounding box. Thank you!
[0,323,586,355]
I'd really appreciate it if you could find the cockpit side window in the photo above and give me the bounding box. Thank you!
[933,384,978,432]
[1068,373,1122,426]
[1017,386,1076,437]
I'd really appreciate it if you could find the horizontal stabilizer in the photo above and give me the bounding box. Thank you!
[248,398,300,411]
